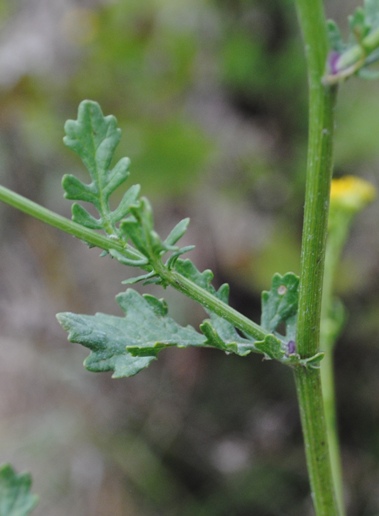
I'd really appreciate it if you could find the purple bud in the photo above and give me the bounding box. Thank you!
[287,340,296,355]
[328,51,341,75]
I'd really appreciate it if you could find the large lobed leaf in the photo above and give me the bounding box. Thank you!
[57,288,261,378]
[0,464,38,516]
[57,270,303,378]
[58,289,203,378]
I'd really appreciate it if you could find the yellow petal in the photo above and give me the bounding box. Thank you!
[330,176,376,212]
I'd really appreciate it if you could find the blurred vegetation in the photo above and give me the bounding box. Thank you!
[0,0,379,515]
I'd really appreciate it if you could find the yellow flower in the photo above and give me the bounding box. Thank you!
[330,175,376,213]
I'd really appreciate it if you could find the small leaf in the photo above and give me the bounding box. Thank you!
[63,100,134,238]
[103,157,131,198]
[109,248,149,267]
[71,204,102,230]
[110,184,140,224]
[200,280,284,359]
[261,272,299,337]
[0,464,38,516]
[63,101,195,272]
[64,101,121,179]
[349,7,369,40]
[199,321,229,351]
[326,20,345,52]
[255,335,285,360]
[164,218,190,247]
[122,271,158,285]
[301,352,325,370]
[174,259,218,294]
[62,174,99,206]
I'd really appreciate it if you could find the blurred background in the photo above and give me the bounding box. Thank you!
[0,0,379,514]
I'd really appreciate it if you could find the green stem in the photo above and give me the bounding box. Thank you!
[0,184,157,266]
[320,212,352,516]
[167,268,268,341]
[319,351,345,516]
[0,185,126,254]
[294,0,340,514]
[294,368,338,513]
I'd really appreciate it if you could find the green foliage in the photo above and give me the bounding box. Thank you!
[55,100,323,376]
[62,101,193,273]
[325,0,379,83]
[58,269,302,378]
[0,464,38,516]
[261,272,299,342]
[62,101,140,236]
[2,0,379,511]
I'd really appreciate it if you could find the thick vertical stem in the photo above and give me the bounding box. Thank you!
[294,0,340,514]
[294,368,339,514]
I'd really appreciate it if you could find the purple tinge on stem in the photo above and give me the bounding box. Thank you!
[328,51,341,75]
[287,340,296,355]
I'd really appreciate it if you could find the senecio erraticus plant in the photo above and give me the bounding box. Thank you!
[1,1,379,515]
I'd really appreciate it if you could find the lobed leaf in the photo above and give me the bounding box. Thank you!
[62,101,136,236]
[62,101,196,278]
[57,289,205,378]
[63,101,122,181]
[57,283,290,378]
[173,259,220,294]
[0,464,38,516]
[261,272,299,342]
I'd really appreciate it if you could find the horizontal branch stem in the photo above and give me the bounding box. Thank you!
[0,184,271,346]
[0,185,142,259]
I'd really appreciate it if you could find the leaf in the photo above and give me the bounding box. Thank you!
[0,464,38,516]
[71,203,103,229]
[109,184,140,224]
[261,272,299,341]
[58,283,289,377]
[173,259,220,294]
[300,352,325,370]
[164,218,190,247]
[62,101,196,275]
[64,101,122,183]
[349,7,370,41]
[326,20,345,52]
[57,289,205,378]
[172,259,286,359]
[254,335,285,360]
[120,198,164,257]
[173,264,285,360]
[62,100,137,236]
